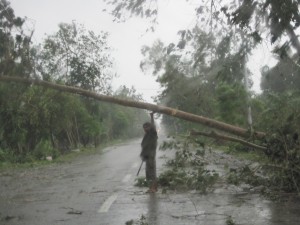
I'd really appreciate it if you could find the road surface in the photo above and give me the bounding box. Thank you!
[1,138,300,225]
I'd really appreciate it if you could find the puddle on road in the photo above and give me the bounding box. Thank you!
[139,190,300,225]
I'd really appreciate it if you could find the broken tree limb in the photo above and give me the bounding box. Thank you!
[0,76,266,139]
[190,130,267,151]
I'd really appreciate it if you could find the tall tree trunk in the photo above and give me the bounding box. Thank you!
[74,114,80,147]
[0,76,266,139]
[243,54,253,133]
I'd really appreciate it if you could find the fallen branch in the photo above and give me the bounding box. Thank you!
[0,76,266,139]
[190,130,267,151]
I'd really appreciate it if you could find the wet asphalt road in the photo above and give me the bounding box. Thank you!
[1,137,300,225]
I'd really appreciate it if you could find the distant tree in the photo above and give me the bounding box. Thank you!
[36,21,114,93]
[0,0,36,158]
[0,0,33,77]
[140,22,257,130]
[140,34,215,127]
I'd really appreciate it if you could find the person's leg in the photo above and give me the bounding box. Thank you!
[145,160,150,181]
[146,157,157,192]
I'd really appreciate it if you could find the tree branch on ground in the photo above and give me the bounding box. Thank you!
[190,130,267,151]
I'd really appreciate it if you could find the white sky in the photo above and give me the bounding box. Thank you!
[9,0,276,102]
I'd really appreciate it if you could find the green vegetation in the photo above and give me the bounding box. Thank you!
[226,216,236,225]
[125,215,148,225]
[0,139,117,171]
[134,137,219,193]
[134,2,300,193]
[0,0,148,166]
[134,177,149,188]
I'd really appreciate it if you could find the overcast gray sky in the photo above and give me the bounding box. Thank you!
[9,0,276,102]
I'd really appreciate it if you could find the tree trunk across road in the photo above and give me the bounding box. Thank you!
[0,76,266,139]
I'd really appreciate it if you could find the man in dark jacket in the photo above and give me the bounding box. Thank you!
[140,112,158,193]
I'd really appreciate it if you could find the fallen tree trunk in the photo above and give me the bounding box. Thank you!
[0,76,266,139]
[190,130,267,151]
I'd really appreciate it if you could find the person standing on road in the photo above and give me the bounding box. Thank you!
[140,112,158,193]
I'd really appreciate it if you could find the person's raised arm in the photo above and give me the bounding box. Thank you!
[150,112,156,129]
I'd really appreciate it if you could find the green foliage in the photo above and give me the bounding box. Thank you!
[226,216,236,225]
[158,137,219,193]
[214,50,246,84]
[233,91,300,193]
[125,214,148,225]
[225,0,300,54]
[256,91,300,136]
[261,56,300,93]
[0,82,148,163]
[134,177,149,187]
[158,167,219,193]
[140,26,252,133]
[0,0,32,77]
[216,83,248,126]
[227,165,266,187]
[220,90,300,194]
[32,139,59,160]
[36,21,114,92]
[104,0,300,195]
[0,147,14,163]
[0,4,150,164]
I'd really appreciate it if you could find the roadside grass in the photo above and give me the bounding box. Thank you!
[0,139,126,172]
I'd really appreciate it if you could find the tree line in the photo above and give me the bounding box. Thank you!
[0,0,149,163]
